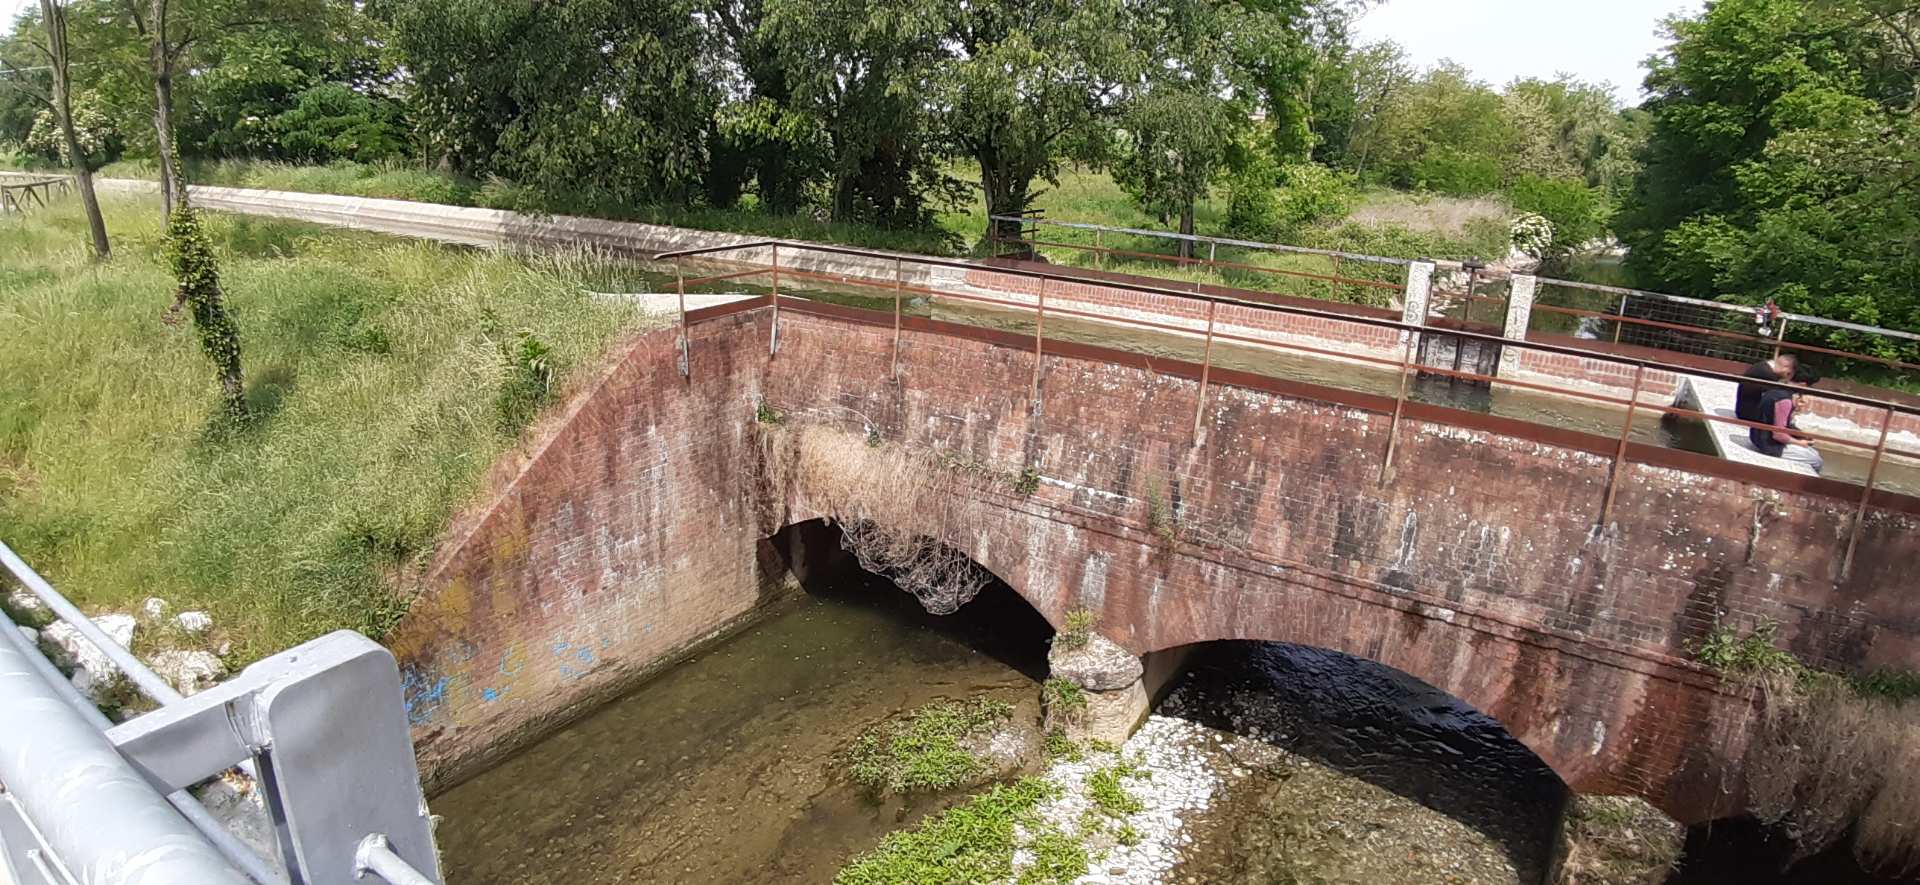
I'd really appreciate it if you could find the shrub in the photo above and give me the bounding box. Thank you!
[494,331,555,433]
[1507,175,1608,255]
[271,86,409,165]
[1273,163,1356,233]
[1042,677,1087,731]
[1413,148,1502,196]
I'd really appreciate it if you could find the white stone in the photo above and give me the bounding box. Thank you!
[174,611,213,634]
[151,648,225,695]
[42,614,137,703]
[142,597,169,620]
[5,587,48,617]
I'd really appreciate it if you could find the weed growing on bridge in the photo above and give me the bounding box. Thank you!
[1055,610,1095,651]
[754,424,1007,614]
[1043,678,1088,732]
[847,698,1013,797]
[1696,620,1920,873]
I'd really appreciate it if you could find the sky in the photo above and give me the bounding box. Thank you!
[1354,0,1706,105]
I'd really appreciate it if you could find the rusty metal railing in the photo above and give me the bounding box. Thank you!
[992,215,1920,379]
[654,239,1920,581]
[987,215,1407,305]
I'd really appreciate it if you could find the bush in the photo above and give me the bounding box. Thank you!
[1226,160,1355,241]
[271,86,409,165]
[1508,175,1608,255]
[1273,163,1356,233]
[1413,148,1502,196]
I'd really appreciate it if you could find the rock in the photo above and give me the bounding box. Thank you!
[5,587,48,617]
[41,614,137,703]
[174,611,213,634]
[142,597,169,620]
[1049,633,1142,692]
[195,773,287,881]
[152,648,225,695]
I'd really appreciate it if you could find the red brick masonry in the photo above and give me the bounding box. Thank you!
[387,301,1920,822]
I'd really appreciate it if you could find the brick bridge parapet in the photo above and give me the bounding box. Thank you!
[386,301,1920,822]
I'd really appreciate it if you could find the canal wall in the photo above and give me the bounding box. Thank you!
[383,308,782,793]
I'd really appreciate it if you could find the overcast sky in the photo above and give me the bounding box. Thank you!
[1355,0,1706,104]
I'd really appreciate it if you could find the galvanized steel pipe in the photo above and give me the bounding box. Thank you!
[0,628,251,885]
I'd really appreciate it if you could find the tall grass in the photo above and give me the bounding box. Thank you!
[0,195,648,660]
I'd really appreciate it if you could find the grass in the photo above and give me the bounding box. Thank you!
[1054,609,1094,651]
[1041,677,1088,732]
[0,194,649,661]
[835,777,1061,885]
[1690,618,1920,872]
[847,698,1014,796]
[1086,761,1146,818]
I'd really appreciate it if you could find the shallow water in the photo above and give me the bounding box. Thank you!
[430,532,1051,885]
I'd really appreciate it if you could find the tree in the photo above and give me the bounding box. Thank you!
[938,0,1135,243]
[0,1,112,259]
[1619,0,1920,360]
[764,0,953,228]
[392,0,718,211]
[164,202,248,422]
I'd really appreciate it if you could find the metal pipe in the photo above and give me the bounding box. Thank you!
[1840,407,1896,581]
[0,590,286,885]
[676,267,689,378]
[1193,300,1218,445]
[1613,293,1629,345]
[0,626,252,885]
[892,258,904,380]
[1772,318,1789,361]
[1,541,181,705]
[1379,327,1420,483]
[1031,278,1046,411]
[1599,364,1649,528]
[355,835,435,885]
[769,243,780,357]
[1094,229,1103,270]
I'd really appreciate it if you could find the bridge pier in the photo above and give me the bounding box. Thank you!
[1046,633,1194,745]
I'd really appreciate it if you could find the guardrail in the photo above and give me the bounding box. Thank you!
[0,541,442,885]
[992,214,1920,380]
[657,239,1920,581]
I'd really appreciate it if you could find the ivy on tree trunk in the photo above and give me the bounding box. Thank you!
[164,207,247,423]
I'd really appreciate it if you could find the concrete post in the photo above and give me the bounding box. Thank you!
[1398,261,1436,364]
[1498,274,1538,380]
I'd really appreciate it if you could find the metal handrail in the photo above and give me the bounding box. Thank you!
[988,214,1412,268]
[656,239,1920,419]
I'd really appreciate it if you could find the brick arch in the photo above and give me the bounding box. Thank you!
[777,498,1748,825]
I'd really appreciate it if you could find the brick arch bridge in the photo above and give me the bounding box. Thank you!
[385,299,1920,826]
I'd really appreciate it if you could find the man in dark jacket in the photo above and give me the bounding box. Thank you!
[1736,353,1798,425]
[1750,368,1823,473]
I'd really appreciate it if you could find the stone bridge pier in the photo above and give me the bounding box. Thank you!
[383,303,1920,825]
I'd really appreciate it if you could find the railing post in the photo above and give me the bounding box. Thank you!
[1380,326,1419,484]
[1772,318,1789,361]
[676,266,689,378]
[769,243,780,357]
[1192,300,1218,446]
[1840,406,1895,581]
[1599,363,1648,528]
[892,258,905,380]
[1031,277,1046,414]
[1498,274,1538,380]
[1094,229,1104,270]
[1613,292,1629,344]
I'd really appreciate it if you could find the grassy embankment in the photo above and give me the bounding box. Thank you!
[0,195,649,661]
[68,158,1516,308]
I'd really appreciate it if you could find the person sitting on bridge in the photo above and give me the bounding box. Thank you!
[1736,352,1798,425]
[1751,368,1823,473]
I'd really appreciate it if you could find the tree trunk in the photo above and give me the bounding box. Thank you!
[1179,200,1196,261]
[149,0,183,218]
[40,0,109,260]
[152,66,180,216]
